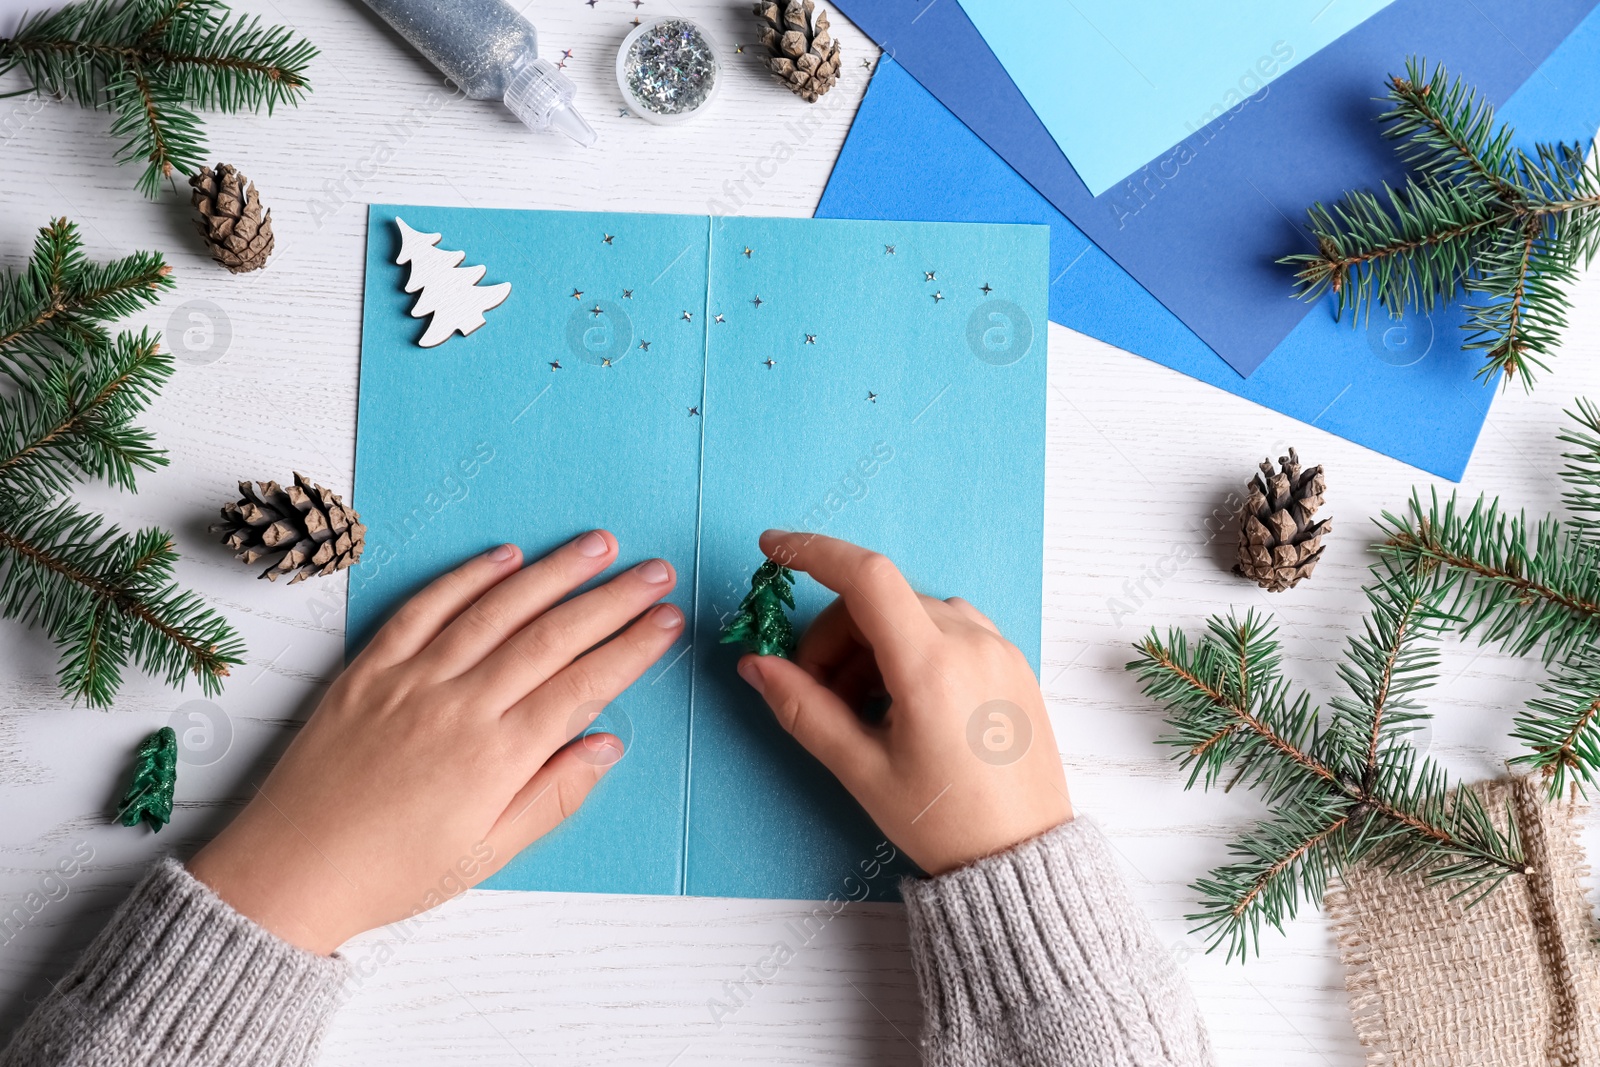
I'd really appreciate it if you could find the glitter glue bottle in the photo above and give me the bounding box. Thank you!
[359,0,597,146]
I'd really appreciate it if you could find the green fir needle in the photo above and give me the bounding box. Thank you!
[721,560,797,659]
[117,726,178,832]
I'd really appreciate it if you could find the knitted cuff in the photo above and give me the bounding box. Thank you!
[2,858,349,1067]
[902,819,1212,1067]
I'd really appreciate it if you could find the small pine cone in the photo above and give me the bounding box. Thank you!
[1234,448,1330,592]
[212,474,366,584]
[754,0,841,102]
[190,163,274,274]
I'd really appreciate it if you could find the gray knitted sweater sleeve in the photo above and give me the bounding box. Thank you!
[902,818,1213,1067]
[0,859,347,1067]
[1,821,1208,1067]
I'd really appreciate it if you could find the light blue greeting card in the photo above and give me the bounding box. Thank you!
[350,205,1048,901]
[955,0,1394,195]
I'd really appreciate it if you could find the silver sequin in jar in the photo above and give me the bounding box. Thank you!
[616,17,721,124]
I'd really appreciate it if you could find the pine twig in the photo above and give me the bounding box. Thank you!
[0,217,243,705]
[0,495,243,705]
[0,329,172,498]
[1375,488,1600,665]
[1557,396,1600,540]
[1128,596,1525,960]
[1281,57,1600,389]
[0,0,317,197]
[1510,643,1600,797]
[0,217,172,380]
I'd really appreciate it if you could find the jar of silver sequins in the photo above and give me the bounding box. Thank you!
[616,16,721,124]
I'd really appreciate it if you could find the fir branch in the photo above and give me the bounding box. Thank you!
[0,329,172,498]
[1129,605,1524,959]
[1557,396,1600,540]
[0,217,244,705]
[1380,60,1524,200]
[1332,562,1452,767]
[1510,643,1600,798]
[1376,488,1600,664]
[0,218,172,380]
[0,494,243,706]
[1281,57,1600,389]
[0,0,316,196]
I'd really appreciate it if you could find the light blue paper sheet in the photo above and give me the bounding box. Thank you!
[955,0,1394,195]
[350,206,1048,900]
[817,11,1600,480]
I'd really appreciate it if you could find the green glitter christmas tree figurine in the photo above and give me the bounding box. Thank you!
[117,727,177,832]
[721,560,797,658]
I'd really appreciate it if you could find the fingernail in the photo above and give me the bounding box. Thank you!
[488,543,517,562]
[637,559,671,584]
[737,658,766,695]
[575,531,609,557]
[653,604,683,629]
[588,736,624,767]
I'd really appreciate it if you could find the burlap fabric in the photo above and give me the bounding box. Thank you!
[1325,777,1600,1066]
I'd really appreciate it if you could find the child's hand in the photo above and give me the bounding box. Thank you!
[187,533,681,955]
[737,531,1071,876]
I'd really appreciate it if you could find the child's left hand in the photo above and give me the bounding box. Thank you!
[187,532,682,955]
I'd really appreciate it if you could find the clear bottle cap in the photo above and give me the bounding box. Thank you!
[504,56,597,146]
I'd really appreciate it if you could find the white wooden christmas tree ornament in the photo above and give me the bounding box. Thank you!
[394,217,512,348]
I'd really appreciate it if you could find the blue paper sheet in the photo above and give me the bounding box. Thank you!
[350,205,1048,900]
[954,0,1393,196]
[817,14,1600,480]
[834,0,1597,377]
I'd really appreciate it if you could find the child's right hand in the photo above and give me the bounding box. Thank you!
[737,531,1072,876]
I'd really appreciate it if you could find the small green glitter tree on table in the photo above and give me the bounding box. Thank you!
[117,726,177,832]
[721,560,797,658]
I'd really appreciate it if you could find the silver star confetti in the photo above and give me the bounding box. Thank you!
[621,18,718,117]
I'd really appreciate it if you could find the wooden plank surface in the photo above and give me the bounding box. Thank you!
[0,1,1596,1062]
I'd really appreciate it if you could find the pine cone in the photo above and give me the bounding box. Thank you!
[754,0,841,103]
[1235,448,1330,592]
[190,163,274,274]
[213,474,366,584]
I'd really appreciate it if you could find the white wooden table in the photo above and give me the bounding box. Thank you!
[2,2,1597,1063]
